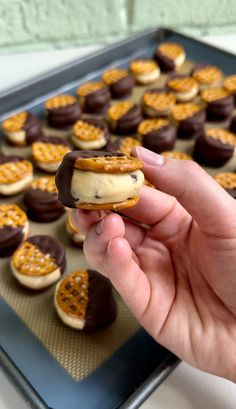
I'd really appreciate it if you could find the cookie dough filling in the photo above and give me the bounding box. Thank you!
[167,76,199,102]
[0,159,33,196]
[130,59,160,84]
[71,169,144,205]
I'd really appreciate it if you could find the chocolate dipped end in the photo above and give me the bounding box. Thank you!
[47,103,81,129]
[113,105,142,135]
[154,49,175,72]
[24,112,44,145]
[177,109,206,140]
[80,118,110,142]
[0,226,24,258]
[83,269,117,332]
[142,125,176,153]
[83,87,111,114]
[28,235,66,274]
[229,116,236,133]
[206,95,234,122]
[193,134,234,167]
[23,189,64,222]
[110,75,134,99]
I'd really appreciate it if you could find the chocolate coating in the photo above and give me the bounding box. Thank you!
[55,150,125,208]
[111,104,142,135]
[28,235,66,273]
[193,133,234,167]
[38,135,71,147]
[23,188,64,222]
[46,102,81,129]
[24,112,44,145]
[0,154,24,164]
[205,95,234,122]
[177,109,206,140]
[142,124,176,153]
[109,75,134,99]
[84,269,117,332]
[154,49,175,72]
[82,86,111,114]
[0,226,24,258]
[225,188,236,199]
[229,115,236,133]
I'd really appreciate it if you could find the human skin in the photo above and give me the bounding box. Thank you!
[71,146,236,382]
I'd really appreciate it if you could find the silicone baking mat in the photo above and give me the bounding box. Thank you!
[0,28,235,409]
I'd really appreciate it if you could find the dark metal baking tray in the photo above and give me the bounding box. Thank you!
[0,27,235,409]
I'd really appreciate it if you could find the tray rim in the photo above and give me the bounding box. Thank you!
[0,26,235,409]
[0,26,235,119]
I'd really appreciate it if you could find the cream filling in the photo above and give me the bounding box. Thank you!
[71,134,107,150]
[11,261,61,290]
[143,104,171,117]
[135,68,160,84]
[36,161,61,173]
[174,51,186,68]
[66,221,85,243]
[22,221,29,240]
[175,85,199,102]
[4,130,26,144]
[199,80,222,90]
[71,170,144,204]
[0,173,33,196]
[54,284,85,329]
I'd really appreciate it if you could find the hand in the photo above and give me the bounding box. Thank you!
[71,147,236,382]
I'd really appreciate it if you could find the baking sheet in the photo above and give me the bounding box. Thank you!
[0,27,235,409]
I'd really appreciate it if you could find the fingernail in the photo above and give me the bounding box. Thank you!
[134,147,165,166]
[95,218,104,235]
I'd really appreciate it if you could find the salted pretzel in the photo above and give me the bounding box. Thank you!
[168,76,198,92]
[0,160,33,184]
[102,68,128,84]
[206,128,236,146]
[31,176,57,193]
[224,75,236,92]
[143,91,176,111]
[162,151,192,160]
[172,103,202,121]
[12,241,57,276]
[130,59,158,74]
[108,101,134,121]
[73,120,103,141]
[32,142,70,164]
[158,43,184,60]
[2,112,27,132]
[0,204,27,228]
[56,271,89,319]
[117,137,141,155]
[138,118,169,135]
[214,172,236,189]
[193,66,222,85]
[201,88,230,102]
[45,95,77,110]
[77,82,106,97]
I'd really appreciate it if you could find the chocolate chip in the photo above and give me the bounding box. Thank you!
[95,192,101,199]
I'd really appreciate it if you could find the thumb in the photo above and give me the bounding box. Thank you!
[133,147,236,237]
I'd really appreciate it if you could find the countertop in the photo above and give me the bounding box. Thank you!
[0,32,236,408]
